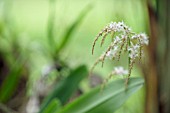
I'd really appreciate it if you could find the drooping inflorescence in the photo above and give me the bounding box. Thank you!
[91,21,149,88]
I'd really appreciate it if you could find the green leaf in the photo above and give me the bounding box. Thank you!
[43,98,61,113]
[55,4,92,54]
[58,78,144,113]
[0,64,23,102]
[47,0,56,49]
[39,65,88,113]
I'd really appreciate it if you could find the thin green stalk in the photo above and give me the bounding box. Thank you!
[125,36,131,86]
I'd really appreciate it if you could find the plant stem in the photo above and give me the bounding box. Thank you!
[125,36,131,87]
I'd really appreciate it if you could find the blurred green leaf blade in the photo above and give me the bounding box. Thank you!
[58,77,144,113]
[0,65,23,102]
[56,4,92,54]
[39,65,88,113]
[43,98,61,113]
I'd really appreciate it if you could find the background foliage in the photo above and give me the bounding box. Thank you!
[0,0,163,113]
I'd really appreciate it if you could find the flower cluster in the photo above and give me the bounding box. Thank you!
[91,21,149,86]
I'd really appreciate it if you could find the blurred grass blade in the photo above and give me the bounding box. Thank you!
[56,4,92,54]
[0,64,23,102]
[42,98,61,113]
[39,65,88,113]
[58,78,144,113]
[47,0,56,49]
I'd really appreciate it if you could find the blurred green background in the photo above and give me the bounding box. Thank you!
[0,0,151,113]
[4,0,148,73]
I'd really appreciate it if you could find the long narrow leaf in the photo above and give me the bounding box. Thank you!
[39,65,88,113]
[47,0,56,48]
[55,4,92,54]
[58,78,144,113]
[0,64,23,102]
[43,98,61,113]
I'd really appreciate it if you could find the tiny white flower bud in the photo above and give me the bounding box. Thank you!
[139,33,149,45]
